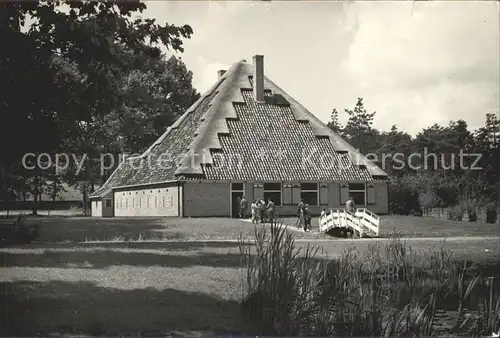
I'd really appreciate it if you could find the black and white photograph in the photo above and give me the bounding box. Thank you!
[1,0,499,336]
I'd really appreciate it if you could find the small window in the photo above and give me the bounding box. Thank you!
[105,199,112,208]
[348,182,366,206]
[231,182,244,191]
[263,191,282,206]
[263,182,282,206]
[350,191,365,206]
[300,183,318,191]
[349,183,365,191]
[300,182,318,206]
[263,183,281,191]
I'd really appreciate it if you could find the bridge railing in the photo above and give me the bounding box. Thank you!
[319,208,380,237]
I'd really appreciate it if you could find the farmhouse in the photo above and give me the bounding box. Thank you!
[89,55,389,218]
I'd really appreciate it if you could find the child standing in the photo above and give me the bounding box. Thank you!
[303,204,311,231]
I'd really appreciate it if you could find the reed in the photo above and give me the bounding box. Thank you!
[239,224,500,337]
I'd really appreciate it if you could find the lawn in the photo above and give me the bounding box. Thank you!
[281,214,500,238]
[0,216,325,244]
[1,215,500,336]
[2,213,499,245]
[1,238,500,336]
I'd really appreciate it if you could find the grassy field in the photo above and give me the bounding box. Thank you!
[1,214,499,244]
[1,215,499,336]
[2,238,500,336]
[282,214,500,238]
[0,216,325,243]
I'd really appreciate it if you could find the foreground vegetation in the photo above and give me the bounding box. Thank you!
[239,223,500,337]
[1,218,499,336]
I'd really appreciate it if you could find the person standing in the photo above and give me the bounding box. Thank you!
[296,199,305,227]
[251,200,258,223]
[303,204,311,231]
[266,198,276,236]
[240,196,248,219]
[259,198,266,223]
[345,196,356,213]
[267,198,275,224]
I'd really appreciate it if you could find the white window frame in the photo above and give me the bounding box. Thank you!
[263,182,282,206]
[300,182,319,206]
[230,182,246,217]
[348,183,367,206]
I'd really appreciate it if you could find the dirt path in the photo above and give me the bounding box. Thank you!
[71,235,500,244]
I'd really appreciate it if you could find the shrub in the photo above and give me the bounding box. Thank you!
[389,183,421,215]
[486,204,498,224]
[449,205,464,221]
[459,199,480,222]
[468,210,478,222]
[239,224,500,337]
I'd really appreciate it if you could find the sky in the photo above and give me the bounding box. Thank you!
[138,1,500,135]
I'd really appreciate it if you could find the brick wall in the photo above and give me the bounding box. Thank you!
[183,181,230,217]
[424,207,500,224]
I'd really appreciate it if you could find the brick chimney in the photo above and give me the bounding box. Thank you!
[253,55,264,103]
[217,69,226,79]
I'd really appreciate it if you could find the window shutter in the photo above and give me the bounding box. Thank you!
[292,183,301,204]
[367,184,376,204]
[254,183,263,200]
[319,183,328,205]
[283,183,292,205]
[340,184,349,204]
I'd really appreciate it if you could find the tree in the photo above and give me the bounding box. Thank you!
[342,98,380,155]
[377,125,414,176]
[109,55,200,154]
[1,1,196,212]
[327,109,343,134]
[474,113,500,202]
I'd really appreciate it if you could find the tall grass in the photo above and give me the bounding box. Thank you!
[238,222,500,337]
